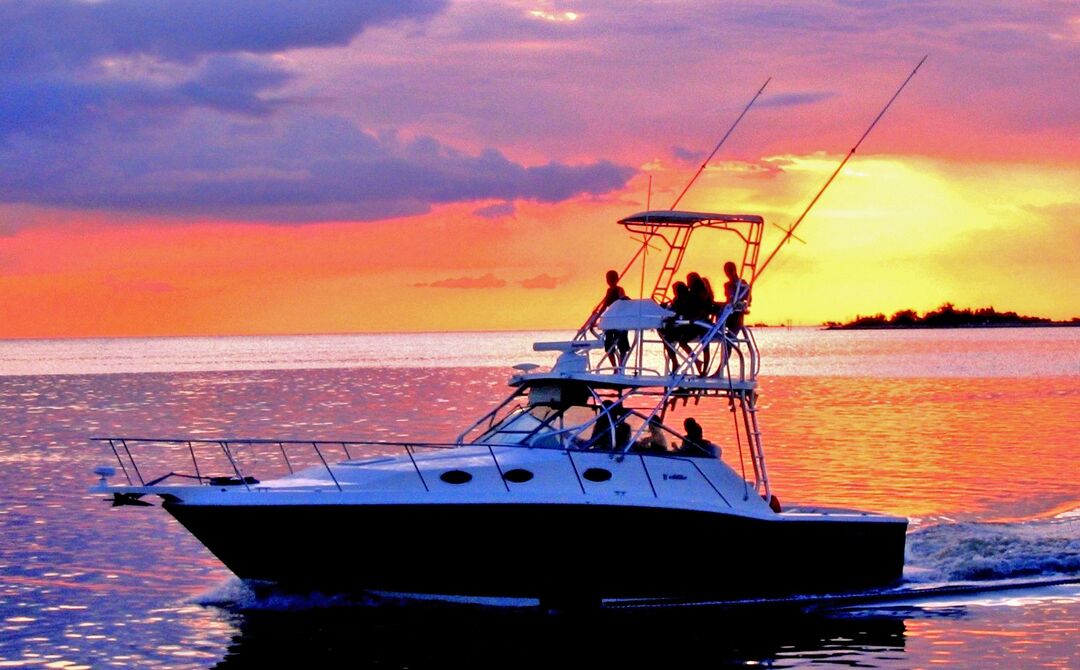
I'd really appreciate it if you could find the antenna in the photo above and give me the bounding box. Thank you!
[753,56,928,284]
[640,175,653,298]
[670,77,772,210]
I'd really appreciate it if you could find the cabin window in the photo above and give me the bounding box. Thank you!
[440,470,472,484]
[582,468,612,483]
[503,468,534,483]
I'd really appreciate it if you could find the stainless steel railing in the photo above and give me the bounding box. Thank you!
[92,436,732,506]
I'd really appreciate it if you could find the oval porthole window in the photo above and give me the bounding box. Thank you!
[582,468,612,483]
[440,470,472,484]
[503,468,534,484]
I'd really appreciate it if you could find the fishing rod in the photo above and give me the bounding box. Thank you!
[752,55,928,284]
[670,76,772,210]
[575,78,773,337]
[626,78,770,289]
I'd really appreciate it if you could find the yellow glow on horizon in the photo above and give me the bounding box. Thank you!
[710,155,1080,325]
[0,153,1076,338]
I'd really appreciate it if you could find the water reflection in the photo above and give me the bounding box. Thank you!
[1,361,1078,668]
[210,599,908,669]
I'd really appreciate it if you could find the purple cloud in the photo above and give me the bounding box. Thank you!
[0,1,446,73]
[0,1,638,223]
[473,202,516,219]
[0,1,444,140]
[0,113,635,221]
[0,56,293,142]
[2,0,1072,227]
[759,92,837,108]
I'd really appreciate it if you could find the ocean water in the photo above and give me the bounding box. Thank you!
[0,328,1078,668]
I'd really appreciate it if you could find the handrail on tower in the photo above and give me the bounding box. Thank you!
[574,210,764,341]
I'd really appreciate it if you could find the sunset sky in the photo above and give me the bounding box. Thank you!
[1,1,1077,337]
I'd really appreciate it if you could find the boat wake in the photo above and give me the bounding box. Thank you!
[192,578,536,612]
[904,512,1080,583]
[194,579,382,612]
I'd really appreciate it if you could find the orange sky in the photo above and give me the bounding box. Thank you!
[0,2,1077,337]
[3,151,1077,338]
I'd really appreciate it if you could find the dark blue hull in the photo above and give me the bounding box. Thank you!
[164,501,907,602]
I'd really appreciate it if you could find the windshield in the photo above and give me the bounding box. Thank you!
[474,403,599,449]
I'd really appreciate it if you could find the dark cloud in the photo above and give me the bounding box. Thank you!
[415,273,507,289]
[0,0,446,74]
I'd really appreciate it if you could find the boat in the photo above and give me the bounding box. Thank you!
[91,209,907,607]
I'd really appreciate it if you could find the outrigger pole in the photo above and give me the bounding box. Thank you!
[670,76,772,210]
[752,55,928,284]
[578,78,772,336]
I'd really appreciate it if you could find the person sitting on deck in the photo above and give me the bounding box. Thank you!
[659,281,693,372]
[661,280,712,375]
[687,272,716,318]
[587,400,625,450]
[717,261,751,335]
[686,272,716,374]
[598,270,631,370]
[676,417,720,458]
[632,416,669,454]
[614,421,633,453]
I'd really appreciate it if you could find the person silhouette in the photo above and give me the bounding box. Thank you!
[660,281,695,372]
[686,271,715,374]
[599,270,631,370]
[678,417,720,458]
[634,416,669,453]
[720,262,751,335]
[588,400,625,450]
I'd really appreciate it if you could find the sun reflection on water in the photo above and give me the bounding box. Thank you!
[0,329,1077,667]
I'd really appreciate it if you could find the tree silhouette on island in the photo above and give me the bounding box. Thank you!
[824,303,1080,329]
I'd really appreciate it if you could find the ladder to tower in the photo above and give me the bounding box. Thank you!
[740,390,770,500]
[650,225,694,303]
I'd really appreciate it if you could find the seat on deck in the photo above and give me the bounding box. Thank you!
[597,299,675,332]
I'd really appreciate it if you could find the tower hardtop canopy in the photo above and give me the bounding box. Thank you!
[618,210,764,227]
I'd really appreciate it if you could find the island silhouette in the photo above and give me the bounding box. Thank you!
[824,303,1080,330]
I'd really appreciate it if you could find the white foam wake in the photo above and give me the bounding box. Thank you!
[905,513,1080,583]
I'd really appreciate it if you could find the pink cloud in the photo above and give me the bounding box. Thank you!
[518,273,563,289]
[415,273,506,289]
